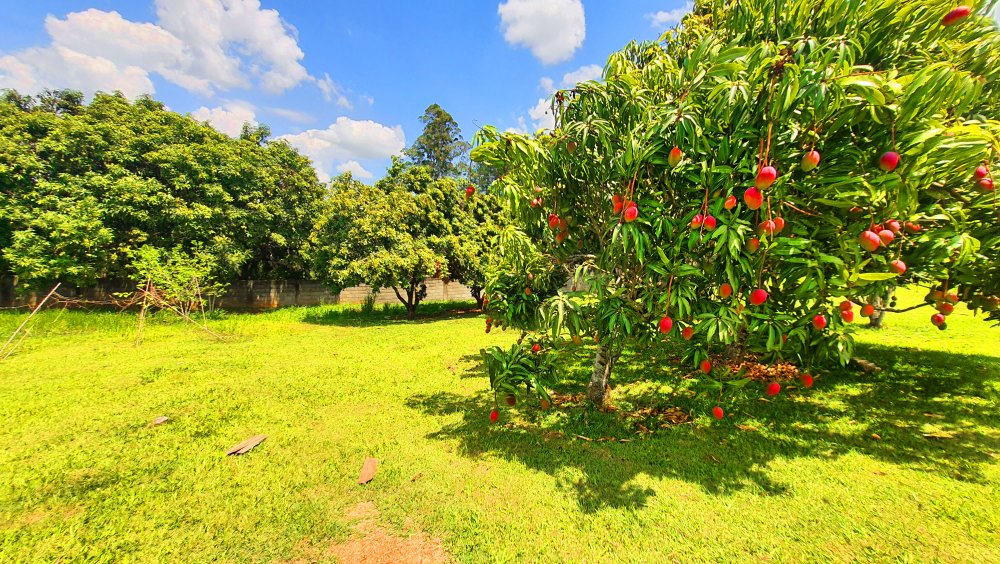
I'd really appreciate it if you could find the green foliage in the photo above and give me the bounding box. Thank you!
[129,245,228,315]
[405,103,469,179]
[482,342,557,406]
[0,90,325,289]
[472,0,1000,406]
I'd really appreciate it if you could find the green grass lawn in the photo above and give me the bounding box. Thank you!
[1,289,998,562]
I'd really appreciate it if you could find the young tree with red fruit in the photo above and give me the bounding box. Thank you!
[473,0,1000,409]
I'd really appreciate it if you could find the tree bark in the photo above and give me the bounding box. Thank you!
[471,286,484,309]
[868,288,893,329]
[587,342,617,408]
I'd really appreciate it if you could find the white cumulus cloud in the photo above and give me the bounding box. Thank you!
[528,98,555,131]
[191,101,257,137]
[647,3,693,28]
[0,1,336,100]
[498,0,586,65]
[336,160,374,180]
[560,64,602,87]
[279,117,406,182]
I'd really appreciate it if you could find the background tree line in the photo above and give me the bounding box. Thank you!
[0,91,502,316]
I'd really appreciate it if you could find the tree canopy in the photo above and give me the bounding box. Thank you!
[472,0,1000,408]
[0,90,325,290]
[405,104,469,180]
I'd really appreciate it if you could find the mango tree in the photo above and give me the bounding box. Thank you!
[472,0,1000,410]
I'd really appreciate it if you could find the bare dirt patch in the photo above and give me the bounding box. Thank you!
[287,501,450,563]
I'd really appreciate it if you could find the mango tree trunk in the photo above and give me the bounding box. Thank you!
[587,342,618,408]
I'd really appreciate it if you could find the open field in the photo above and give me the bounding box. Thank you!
[1,288,998,561]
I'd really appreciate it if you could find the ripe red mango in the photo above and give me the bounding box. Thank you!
[766,382,781,397]
[531,343,541,353]
[744,187,763,210]
[490,409,499,423]
[979,178,994,191]
[773,217,785,233]
[890,260,906,274]
[801,150,820,172]
[747,237,760,253]
[750,288,768,306]
[859,231,881,252]
[839,300,854,312]
[712,406,725,420]
[703,215,717,230]
[841,309,854,323]
[878,230,895,245]
[682,326,694,340]
[612,194,624,214]
[624,204,638,222]
[659,316,673,334]
[724,195,737,210]
[886,219,902,234]
[721,283,733,299]
[942,5,972,26]
[668,147,683,167]
[812,314,828,330]
[861,304,875,317]
[700,359,712,374]
[755,166,777,189]
[879,151,900,172]
[974,165,989,180]
[691,214,704,228]
[801,374,814,388]
[548,214,560,229]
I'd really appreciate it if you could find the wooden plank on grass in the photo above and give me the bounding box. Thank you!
[358,458,378,484]
[151,416,170,426]
[226,434,267,455]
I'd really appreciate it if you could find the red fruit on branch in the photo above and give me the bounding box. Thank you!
[886,219,902,234]
[937,302,955,315]
[682,326,694,340]
[747,237,760,253]
[979,178,994,191]
[878,229,895,245]
[525,288,532,296]
[624,204,639,222]
[490,409,499,423]
[700,359,712,374]
[668,147,683,167]
[505,394,516,406]
[801,374,814,388]
[721,283,733,299]
[612,194,624,214]
[944,292,959,304]
[931,313,946,326]
[974,165,989,180]
[548,214,560,229]
[691,214,704,228]
[942,5,972,26]
[890,260,907,274]
[801,150,821,172]
[750,288,768,306]
[530,198,540,207]
[812,314,828,330]
[773,217,785,233]
[879,151,900,172]
[703,215,717,230]
[759,220,777,236]
[859,231,882,252]
[755,166,777,189]
[531,343,542,353]
[466,185,475,197]
[861,304,875,317]
[841,309,855,323]
[904,221,921,233]
[766,382,781,396]
[724,195,737,210]
[712,406,725,420]
[839,300,854,311]
[659,316,673,334]
[744,187,763,210]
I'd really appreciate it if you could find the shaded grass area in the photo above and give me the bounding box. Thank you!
[0,292,998,561]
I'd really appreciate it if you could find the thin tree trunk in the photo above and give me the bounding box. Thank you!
[868,288,893,329]
[471,287,484,309]
[587,342,617,408]
[406,285,417,320]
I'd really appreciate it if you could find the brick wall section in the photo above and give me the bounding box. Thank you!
[220,278,476,309]
[0,278,478,310]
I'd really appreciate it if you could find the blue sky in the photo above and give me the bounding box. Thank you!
[0,0,692,181]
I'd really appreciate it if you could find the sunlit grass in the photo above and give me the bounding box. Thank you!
[0,293,997,561]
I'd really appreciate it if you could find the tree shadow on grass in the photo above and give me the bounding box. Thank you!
[300,300,480,327]
[409,344,999,513]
